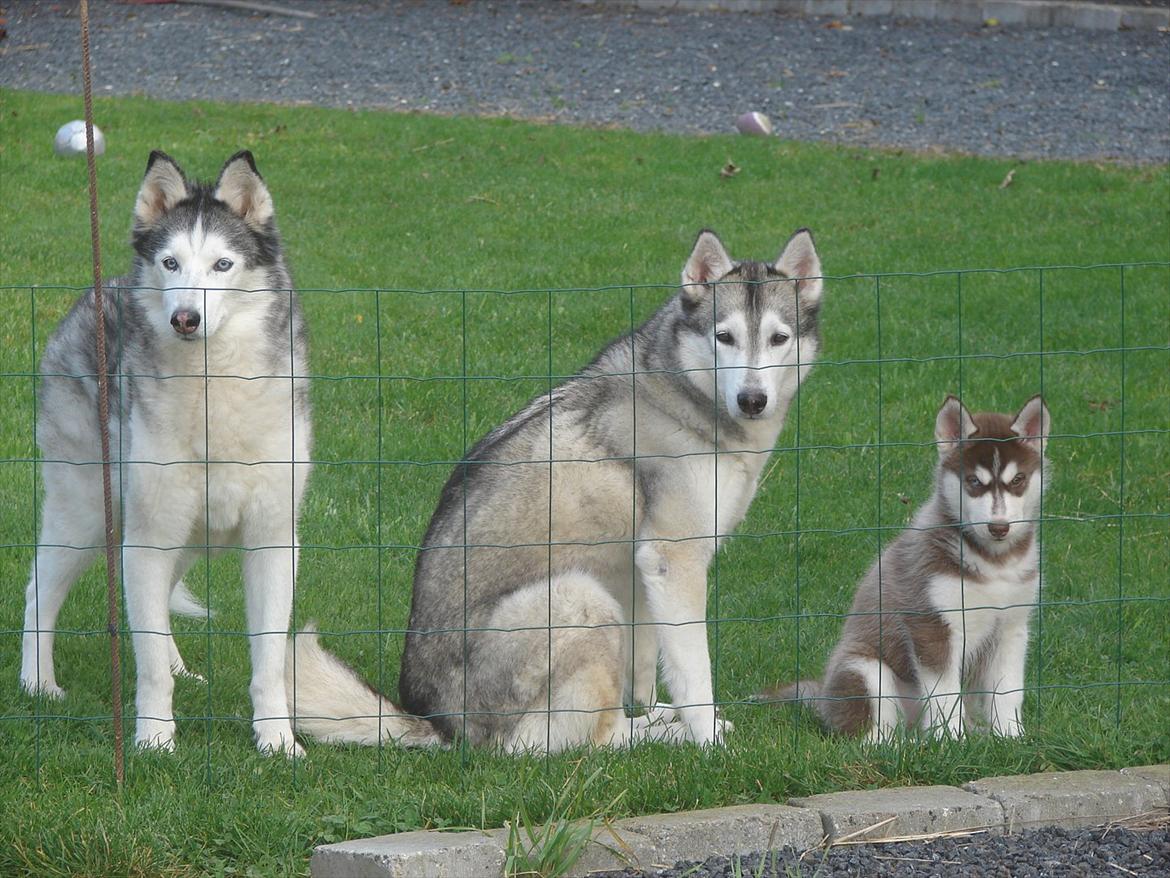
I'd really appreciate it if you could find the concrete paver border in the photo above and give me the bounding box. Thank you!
[310,764,1169,876]
[964,767,1170,832]
[578,0,1170,31]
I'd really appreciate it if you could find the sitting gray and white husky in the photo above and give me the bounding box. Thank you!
[763,395,1051,740]
[20,151,311,755]
[288,229,825,751]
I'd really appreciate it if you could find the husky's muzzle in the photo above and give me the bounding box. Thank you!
[736,390,768,418]
[170,309,201,336]
[988,521,1011,540]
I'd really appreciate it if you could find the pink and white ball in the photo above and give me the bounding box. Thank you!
[735,111,773,137]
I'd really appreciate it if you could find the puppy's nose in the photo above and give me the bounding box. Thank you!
[171,310,201,335]
[988,522,1011,539]
[737,391,767,417]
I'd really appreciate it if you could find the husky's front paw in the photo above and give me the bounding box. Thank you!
[643,702,679,725]
[258,737,305,759]
[135,719,177,752]
[255,723,304,758]
[21,677,65,700]
[991,715,1024,738]
[686,714,733,746]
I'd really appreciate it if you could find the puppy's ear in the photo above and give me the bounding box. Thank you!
[774,228,822,307]
[214,150,274,228]
[681,229,734,309]
[1011,395,1050,455]
[133,151,189,228]
[935,395,977,455]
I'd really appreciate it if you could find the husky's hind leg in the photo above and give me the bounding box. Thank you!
[822,657,903,740]
[483,573,630,753]
[618,582,661,710]
[20,463,104,698]
[166,554,209,682]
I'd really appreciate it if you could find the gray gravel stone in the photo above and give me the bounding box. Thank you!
[590,823,1170,877]
[1,0,1167,162]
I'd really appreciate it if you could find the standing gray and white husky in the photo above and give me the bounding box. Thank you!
[763,395,1050,740]
[19,151,312,755]
[288,229,824,752]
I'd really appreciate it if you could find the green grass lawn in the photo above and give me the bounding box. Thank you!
[1,87,1167,877]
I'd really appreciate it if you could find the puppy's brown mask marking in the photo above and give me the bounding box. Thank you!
[943,412,1042,497]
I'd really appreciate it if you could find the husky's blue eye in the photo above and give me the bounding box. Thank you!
[771,332,790,346]
[966,476,982,489]
[213,258,234,272]
[715,330,735,346]
[161,257,178,272]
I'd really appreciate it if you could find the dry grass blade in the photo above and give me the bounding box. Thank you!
[1101,809,1170,833]
[825,815,898,845]
[831,824,993,847]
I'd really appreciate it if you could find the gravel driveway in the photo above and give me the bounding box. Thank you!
[597,821,1170,877]
[1,0,1167,162]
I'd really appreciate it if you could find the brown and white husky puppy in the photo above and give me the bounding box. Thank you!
[763,395,1051,740]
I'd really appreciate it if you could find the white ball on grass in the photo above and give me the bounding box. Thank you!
[735,111,773,137]
[54,120,106,157]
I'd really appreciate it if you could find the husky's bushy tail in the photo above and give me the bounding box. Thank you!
[757,679,826,723]
[284,625,441,747]
[169,580,211,618]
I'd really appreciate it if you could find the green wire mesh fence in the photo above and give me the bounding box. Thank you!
[2,261,1168,775]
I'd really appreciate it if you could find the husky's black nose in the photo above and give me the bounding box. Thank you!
[988,522,1011,539]
[737,391,767,417]
[171,310,201,335]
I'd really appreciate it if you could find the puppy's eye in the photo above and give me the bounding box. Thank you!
[161,256,178,272]
[213,258,234,272]
[1010,473,1026,487]
[966,476,982,489]
[771,331,790,346]
[715,330,735,346]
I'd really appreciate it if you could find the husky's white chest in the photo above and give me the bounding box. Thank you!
[928,561,1039,657]
[125,343,310,539]
[659,447,766,540]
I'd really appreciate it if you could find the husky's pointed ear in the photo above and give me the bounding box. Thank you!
[1011,395,1050,455]
[214,150,274,229]
[775,228,822,307]
[681,230,734,302]
[133,151,189,228]
[935,395,977,454]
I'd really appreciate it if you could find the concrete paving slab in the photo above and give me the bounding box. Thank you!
[564,822,659,876]
[614,804,825,867]
[964,768,1170,832]
[1119,763,1170,807]
[789,785,1004,841]
[310,829,505,878]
